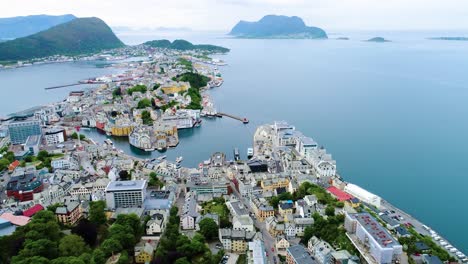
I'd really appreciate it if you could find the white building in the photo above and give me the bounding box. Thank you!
[105,180,147,209]
[345,213,403,264]
[44,128,66,145]
[180,191,199,230]
[248,239,268,264]
[344,183,381,209]
[233,215,255,232]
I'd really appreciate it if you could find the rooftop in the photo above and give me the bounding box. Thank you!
[106,180,147,192]
[353,213,399,248]
[287,244,316,264]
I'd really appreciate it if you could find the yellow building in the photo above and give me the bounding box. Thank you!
[161,82,189,94]
[111,125,134,136]
[261,177,290,192]
[134,243,154,264]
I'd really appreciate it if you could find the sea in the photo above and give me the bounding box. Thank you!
[1,30,467,253]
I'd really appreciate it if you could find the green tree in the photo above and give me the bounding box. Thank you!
[101,238,122,256]
[51,256,86,264]
[325,205,335,217]
[137,98,152,109]
[58,234,90,257]
[117,250,129,264]
[141,110,153,125]
[198,218,218,241]
[89,201,107,226]
[127,84,147,95]
[91,249,106,264]
[175,257,191,264]
[17,239,58,260]
[71,219,98,246]
[12,256,51,264]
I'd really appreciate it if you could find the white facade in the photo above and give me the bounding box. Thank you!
[44,129,66,145]
[181,215,196,230]
[344,184,381,208]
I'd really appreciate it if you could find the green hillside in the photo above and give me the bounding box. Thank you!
[144,39,229,53]
[0,17,125,61]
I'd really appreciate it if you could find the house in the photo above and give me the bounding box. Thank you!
[146,213,166,236]
[180,191,199,230]
[250,196,274,221]
[276,235,290,253]
[285,223,296,238]
[422,255,444,264]
[308,236,334,264]
[395,226,411,238]
[55,201,83,225]
[279,200,295,217]
[233,215,255,232]
[286,244,315,264]
[295,199,315,218]
[22,204,44,217]
[219,228,257,253]
[294,218,314,236]
[134,242,155,264]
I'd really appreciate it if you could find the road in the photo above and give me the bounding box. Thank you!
[229,181,276,264]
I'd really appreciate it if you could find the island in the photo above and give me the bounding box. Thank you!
[0,17,124,61]
[144,39,229,53]
[429,37,468,41]
[229,15,327,39]
[336,37,350,40]
[0,14,76,39]
[366,37,391,42]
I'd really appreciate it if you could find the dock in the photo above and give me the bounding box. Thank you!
[44,83,83,90]
[217,112,249,124]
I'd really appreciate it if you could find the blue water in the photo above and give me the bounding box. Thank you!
[2,31,468,252]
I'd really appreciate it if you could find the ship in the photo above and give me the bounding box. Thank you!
[176,156,184,163]
[104,139,113,145]
[247,148,254,159]
[234,148,240,161]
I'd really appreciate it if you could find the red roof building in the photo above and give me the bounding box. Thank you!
[8,160,20,172]
[327,186,353,201]
[23,204,44,217]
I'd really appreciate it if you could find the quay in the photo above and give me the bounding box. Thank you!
[217,112,249,124]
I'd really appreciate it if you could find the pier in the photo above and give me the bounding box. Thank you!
[217,112,249,124]
[44,83,82,90]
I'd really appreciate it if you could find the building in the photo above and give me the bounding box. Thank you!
[6,172,44,201]
[327,186,353,202]
[250,196,275,221]
[276,236,291,252]
[186,181,229,196]
[44,128,66,145]
[8,120,42,145]
[134,241,155,264]
[219,228,256,253]
[308,236,334,264]
[248,239,268,264]
[180,191,199,230]
[261,175,289,191]
[146,213,166,236]
[233,215,255,232]
[344,184,381,209]
[161,82,189,94]
[55,201,82,225]
[105,180,147,209]
[24,134,41,155]
[345,213,403,264]
[279,200,295,216]
[23,204,44,217]
[286,244,316,264]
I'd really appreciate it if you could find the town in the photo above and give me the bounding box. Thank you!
[0,46,465,264]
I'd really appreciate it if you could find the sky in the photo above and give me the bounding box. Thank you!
[1,0,467,31]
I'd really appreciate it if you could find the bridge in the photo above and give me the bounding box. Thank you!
[217,112,249,124]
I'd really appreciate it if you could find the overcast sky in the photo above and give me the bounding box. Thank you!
[1,0,467,31]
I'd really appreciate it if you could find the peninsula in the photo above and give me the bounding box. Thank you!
[144,39,229,53]
[367,37,391,42]
[229,15,328,39]
[0,17,124,61]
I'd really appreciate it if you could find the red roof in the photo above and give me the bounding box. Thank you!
[8,160,20,171]
[327,186,353,201]
[23,204,44,217]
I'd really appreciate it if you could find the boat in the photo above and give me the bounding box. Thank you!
[106,131,112,136]
[144,148,155,152]
[234,148,240,161]
[176,156,183,163]
[157,155,167,161]
[242,118,249,124]
[247,147,254,159]
[104,139,113,145]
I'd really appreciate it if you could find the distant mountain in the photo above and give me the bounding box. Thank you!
[229,15,327,39]
[367,37,390,42]
[144,39,229,53]
[0,17,125,61]
[0,14,76,39]
[429,37,468,41]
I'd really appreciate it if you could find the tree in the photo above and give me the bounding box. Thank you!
[198,218,218,241]
[12,256,51,264]
[175,257,191,264]
[137,98,152,109]
[141,110,153,125]
[90,249,106,264]
[37,150,50,161]
[117,250,129,264]
[72,219,98,246]
[51,256,86,264]
[118,170,131,181]
[89,201,107,226]
[71,132,86,140]
[101,238,122,256]
[325,205,335,217]
[17,239,58,260]
[58,234,90,257]
[47,203,63,213]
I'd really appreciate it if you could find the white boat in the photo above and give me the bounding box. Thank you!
[104,139,113,145]
[247,147,254,159]
[176,156,183,163]
[157,155,166,161]
[450,248,457,253]
[144,148,155,152]
[440,241,448,246]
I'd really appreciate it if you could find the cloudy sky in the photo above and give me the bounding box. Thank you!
[1,0,467,31]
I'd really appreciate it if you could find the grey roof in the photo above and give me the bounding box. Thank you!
[287,245,316,264]
[106,180,146,192]
[229,201,249,216]
[352,213,400,248]
[380,214,400,227]
[55,201,80,215]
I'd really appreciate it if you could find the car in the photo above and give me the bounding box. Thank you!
[271,247,275,252]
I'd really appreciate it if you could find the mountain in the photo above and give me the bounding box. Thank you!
[429,37,468,41]
[144,39,229,53]
[367,37,390,42]
[229,15,327,39]
[0,14,77,39]
[0,17,125,61]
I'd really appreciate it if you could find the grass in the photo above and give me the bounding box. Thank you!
[236,254,247,264]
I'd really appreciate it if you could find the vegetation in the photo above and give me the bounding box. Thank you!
[141,110,153,125]
[178,58,193,71]
[269,192,293,209]
[34,150,64,171]
[127,84,147,95]
[302,213,357,254]
[88,201,107,226]
[160,100,179,112]
[71,132,85,140]
[173,72,210,110]
[153,83,161,90]
[0,17,124,61]
[148,172,164,188]
[201,197,231,228]
[293,182,340,206]
[0,150,15,171]
[112,87,122,98]
[236,254,247,264]
[155,207,224,264]
[198,218,218,241]
[137,98,152,109]
[145,39,229,53]
[398,228,456,261]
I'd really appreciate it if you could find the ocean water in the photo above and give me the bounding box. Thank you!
[1,30,468,252]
